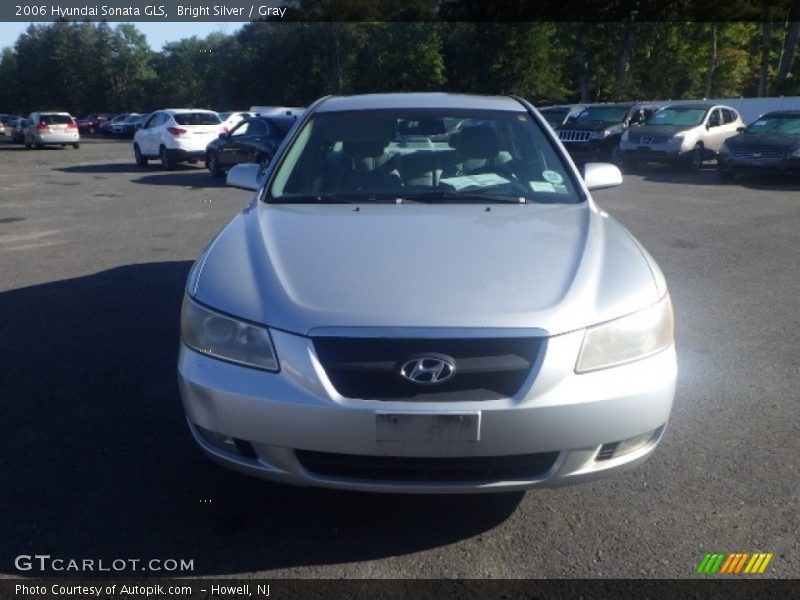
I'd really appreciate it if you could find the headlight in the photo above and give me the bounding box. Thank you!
[576,294,674,373]
[620,131,630,142]
[590,130,611,140]
[181,295,279,371]
[668,135,684,146]
[718,143,731,156]
[791,147,800,157]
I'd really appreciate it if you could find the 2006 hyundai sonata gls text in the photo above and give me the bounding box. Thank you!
[178,93,676,493]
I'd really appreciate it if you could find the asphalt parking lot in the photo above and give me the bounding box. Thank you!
[1,137,798,579]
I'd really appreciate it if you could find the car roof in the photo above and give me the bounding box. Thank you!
[315,93,527,113]
[162,108,217,114]
[661,103,720,110]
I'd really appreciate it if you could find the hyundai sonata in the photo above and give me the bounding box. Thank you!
[178,93,676,493]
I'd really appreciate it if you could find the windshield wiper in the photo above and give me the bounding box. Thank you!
[401,189,533,204]
[270,194,399,204]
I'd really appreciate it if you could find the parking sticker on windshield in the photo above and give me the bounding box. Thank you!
[440,174,510,191]
[530,181,556,193]
[542,170,563,184]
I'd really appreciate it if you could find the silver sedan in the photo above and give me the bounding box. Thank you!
[178,93,676,493]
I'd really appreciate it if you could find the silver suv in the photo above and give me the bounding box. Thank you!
[620,103,744,170]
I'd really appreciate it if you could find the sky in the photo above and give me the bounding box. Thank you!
[0,21,244,51]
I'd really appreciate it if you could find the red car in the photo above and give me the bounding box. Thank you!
[76,113,112,134]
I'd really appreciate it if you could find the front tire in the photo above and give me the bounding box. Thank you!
[687,145,704,171]
[207,151,224,177]
[72,143,80,149]
[159,145,176,170]
[134,143,148,166]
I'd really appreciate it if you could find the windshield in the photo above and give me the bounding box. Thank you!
[647,108,707,126]
[574,106,629,124]
[267,109,581,204]
[746,115,800,135]
[540,108,568,126]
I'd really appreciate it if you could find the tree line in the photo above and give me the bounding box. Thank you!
[0,18,799,117]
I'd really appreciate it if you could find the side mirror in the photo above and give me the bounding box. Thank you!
[583,162,623,191]
[736,126,745,133]
[219,132,228,139]
[226,163,262,191]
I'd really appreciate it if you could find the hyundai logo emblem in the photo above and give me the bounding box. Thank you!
[399,355,456,385]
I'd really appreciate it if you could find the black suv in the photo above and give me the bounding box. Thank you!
[205,115,298,177]
[555,103,661,163]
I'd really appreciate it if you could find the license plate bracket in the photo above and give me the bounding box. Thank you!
[376,412,481,443]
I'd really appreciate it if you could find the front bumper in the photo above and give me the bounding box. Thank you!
[719,153,800,173]
[178,328,676,493]
[620,141,685,163]
[559,140,609,161]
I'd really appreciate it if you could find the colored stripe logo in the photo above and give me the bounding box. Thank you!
[696,552,773,574]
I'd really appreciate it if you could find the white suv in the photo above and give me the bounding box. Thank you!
[133,109,222,169]
[620,103,745,170]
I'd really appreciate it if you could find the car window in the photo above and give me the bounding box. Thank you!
[174,112,221,126]
[247,120,268,136]
[268,109,581,204]
[722,109,735,124]
[229,121,250,137]
[708,109,722,127]
[39,114,72,125]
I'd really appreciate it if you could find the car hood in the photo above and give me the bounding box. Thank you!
[190,202,663,336]
[725,132,800,152]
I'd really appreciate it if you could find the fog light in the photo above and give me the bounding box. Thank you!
[596,428,661,461]
[197,426,239,453]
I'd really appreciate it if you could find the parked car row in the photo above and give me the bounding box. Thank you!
[3,112,82,149]
[544,100,800,178]
[129,107,303,174]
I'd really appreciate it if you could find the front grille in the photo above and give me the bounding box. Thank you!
[295,450,559,482]
[632,134,669,144]
[312,336,544,401]
[558,129,591,142]
[734,150,784,159]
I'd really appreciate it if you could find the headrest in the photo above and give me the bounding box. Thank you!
[321,116,396,144]
[343,140,387,159]
[450,124,500,160]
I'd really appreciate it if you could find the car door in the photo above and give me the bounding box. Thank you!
[719,108,741,143]
[219,120,251,168]
[704,108,727,152]
[233,119,270,165]
[139,113,162,156]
